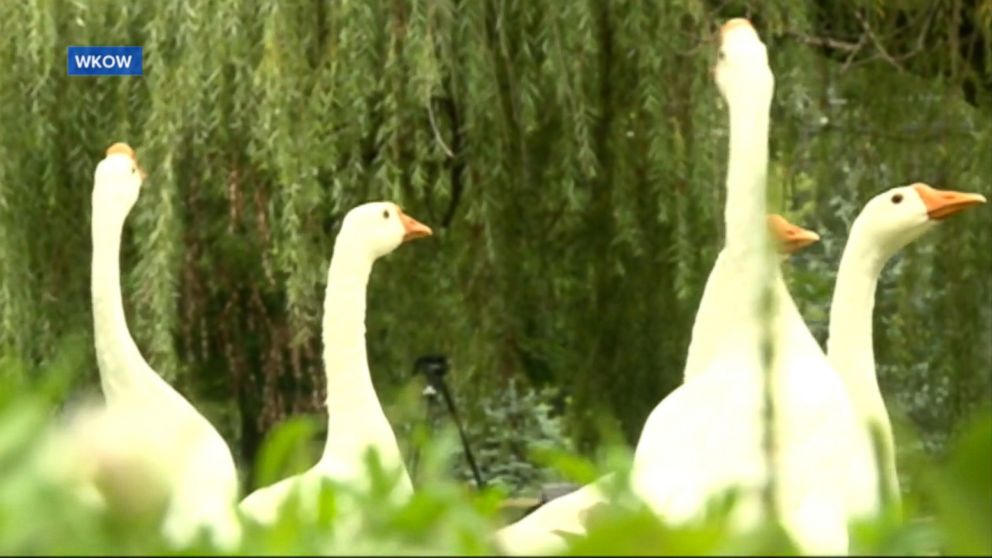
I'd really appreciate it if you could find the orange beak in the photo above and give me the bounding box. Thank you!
[913,183,986,220]
[399,209,433,242]
[106,141,147,181]
[106,142,136,159]
[720,18,754,40]
[767,214,820,255]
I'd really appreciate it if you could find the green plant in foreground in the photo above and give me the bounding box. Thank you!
[0,347,990,555]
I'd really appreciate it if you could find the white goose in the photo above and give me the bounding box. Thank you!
[683,214,821,383]
[239,202,431,529]
[630,20,879,554]
[827,183,986,508]
[91,143,242,549]
[493,216,819,556]
[493,473,615,555]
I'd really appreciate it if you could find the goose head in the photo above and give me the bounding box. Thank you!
[713,18,774,108]
[93,142,147,217]
[768,214,820,255]
[338,201,433,260]
[853,182,986,259]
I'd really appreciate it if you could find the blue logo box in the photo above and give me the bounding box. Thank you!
[67,46,143,76]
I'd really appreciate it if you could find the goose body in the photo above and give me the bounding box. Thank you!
[683,214,820,384]
[493,474,614,555]
[826,183,986,507]
[635,268,879,553]
[90,143,241,549]
[493,218,817,555]
[239,202,431,530]
[630,20,879,554]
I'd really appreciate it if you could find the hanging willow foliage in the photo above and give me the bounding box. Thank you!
[0,0,989,484]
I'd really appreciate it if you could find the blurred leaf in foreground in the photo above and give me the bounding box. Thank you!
[929,407,992,556]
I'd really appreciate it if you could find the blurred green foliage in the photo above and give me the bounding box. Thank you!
[1,350,990,554]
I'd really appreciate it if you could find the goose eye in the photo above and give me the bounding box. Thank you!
[891,193,903,204]
[717,50,726,61]
[382,209,390,219]
[131,166,137,175]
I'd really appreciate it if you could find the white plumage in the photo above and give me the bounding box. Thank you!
[826,182,987,508]
[239,202,432,537]
[90,143,242,550]
[493,474,615,555]
[630,20,880,554]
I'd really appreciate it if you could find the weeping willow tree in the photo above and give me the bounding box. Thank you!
[0,0,989,490]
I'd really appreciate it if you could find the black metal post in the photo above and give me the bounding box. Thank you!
[413,354,486,489]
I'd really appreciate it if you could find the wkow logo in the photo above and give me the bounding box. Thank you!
[67,46,143,76]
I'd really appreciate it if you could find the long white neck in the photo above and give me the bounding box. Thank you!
[827,224,885,405]
[684,89,775,384]
[723,87,777,364]
[91,198,158,402]
[318,236,380,465]
[724,95,771,251]
[826,223,899,499]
